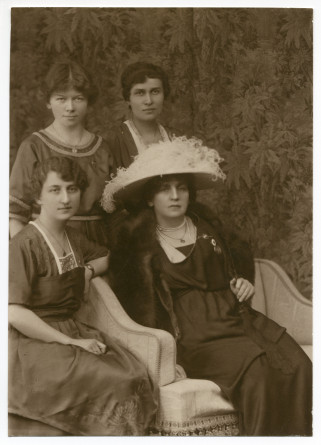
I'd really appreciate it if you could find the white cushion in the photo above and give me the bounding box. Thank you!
[156,378,236,423]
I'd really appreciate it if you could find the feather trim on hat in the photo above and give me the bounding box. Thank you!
[101,136,226,212]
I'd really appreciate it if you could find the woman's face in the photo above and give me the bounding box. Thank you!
[38,171,81,222]
[47,87,88,128]
[149,176,190,226]
[128,77,164,123]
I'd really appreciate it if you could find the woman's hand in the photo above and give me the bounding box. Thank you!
[72,338,107,355]
[230,277,254,302]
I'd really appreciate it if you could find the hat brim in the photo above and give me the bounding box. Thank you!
[115,171,218,205]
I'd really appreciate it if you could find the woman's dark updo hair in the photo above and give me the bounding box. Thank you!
[31,156,88,200]
[143,174,196,204]
[123,174,196,213]
[44,60,98,105]
[121,62,170,101]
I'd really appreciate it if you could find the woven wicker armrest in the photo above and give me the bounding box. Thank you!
[75,276,177,386]
[253,259,312,346]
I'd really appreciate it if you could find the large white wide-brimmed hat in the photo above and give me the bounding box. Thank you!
[101,136,226,212]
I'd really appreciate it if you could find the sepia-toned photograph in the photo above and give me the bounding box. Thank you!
[3,1,317,441]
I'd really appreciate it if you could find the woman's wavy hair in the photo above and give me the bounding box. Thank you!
[43,60,98,105]
[31,156,88,200]
[121,61,170,101]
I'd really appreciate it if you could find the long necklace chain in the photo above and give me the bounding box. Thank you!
[157,218,186,232]
[157,218,188,244]
[37,220,68,256]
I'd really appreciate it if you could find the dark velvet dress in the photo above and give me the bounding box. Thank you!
[9,131,115,245]
[160,219,312,436]
[9,223,157,436]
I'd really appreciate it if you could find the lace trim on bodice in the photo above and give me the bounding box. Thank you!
[124,120,170,153]
[59,252,78,273]
[29,221,78,274]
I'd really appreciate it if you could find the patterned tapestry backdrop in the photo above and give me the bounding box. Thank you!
[10,8,312,298]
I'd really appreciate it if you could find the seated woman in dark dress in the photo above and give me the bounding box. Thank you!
[8,156,157,436]
[101,136,312,436]
[108,61,180,168]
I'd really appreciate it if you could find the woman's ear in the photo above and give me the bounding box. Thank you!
[46,103,52,110]
[148,201,154,208]
[36,198,42,206]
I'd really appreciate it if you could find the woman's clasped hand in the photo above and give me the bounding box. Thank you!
[230,277,255,302]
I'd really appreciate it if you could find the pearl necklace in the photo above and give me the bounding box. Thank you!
[157,218,188,244]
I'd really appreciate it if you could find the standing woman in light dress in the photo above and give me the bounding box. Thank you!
[109,61,180,168]
[9,60,114,245]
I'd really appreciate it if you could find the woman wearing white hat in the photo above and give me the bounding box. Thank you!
[102,136,312,436]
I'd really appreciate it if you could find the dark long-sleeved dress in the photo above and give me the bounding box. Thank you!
[160,218,312,436]
[9,223,157,436]
[9,130,114,245]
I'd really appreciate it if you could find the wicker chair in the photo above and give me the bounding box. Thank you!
[8,259,312,436]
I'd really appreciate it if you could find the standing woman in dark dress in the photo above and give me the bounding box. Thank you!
[108,61,179,168]
[101,136,312,436]
[9,60,114,245]
[9,156,157,436]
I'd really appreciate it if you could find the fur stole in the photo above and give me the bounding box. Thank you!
[108,208,174,332]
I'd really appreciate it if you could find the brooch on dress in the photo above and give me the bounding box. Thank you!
[198,234,222,254]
